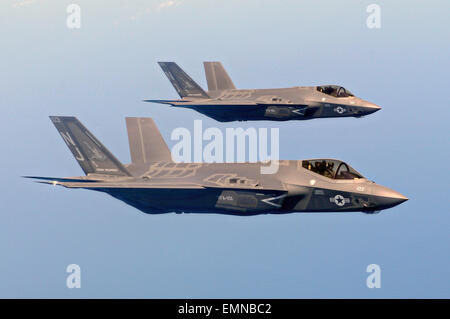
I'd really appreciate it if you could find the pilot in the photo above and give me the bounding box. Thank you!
[312,162,321,174]
[324,161,334,178]
[317,160,327,175]
[323,86,333,95]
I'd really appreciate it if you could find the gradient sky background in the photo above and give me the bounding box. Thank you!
[1,0,449,298]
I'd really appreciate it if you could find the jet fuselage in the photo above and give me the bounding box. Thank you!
[26,117,407,217]
[41,160,406,216]
[146,62,381,122]
[163,86,381,122]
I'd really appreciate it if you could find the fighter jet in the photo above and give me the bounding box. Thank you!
[25,117,407,216]
[144,62,381,122]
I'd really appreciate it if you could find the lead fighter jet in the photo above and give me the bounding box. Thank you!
[144,62,381,122]
[25,117,407,215]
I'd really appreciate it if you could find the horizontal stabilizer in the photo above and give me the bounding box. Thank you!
[23,176,100,183]
[36,181,206,189]
[142,99,190,105]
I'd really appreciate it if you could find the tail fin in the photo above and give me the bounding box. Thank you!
[125,117,172,164]
[158,62,209,99]
[50,116,131,177]
[203,62,236,91]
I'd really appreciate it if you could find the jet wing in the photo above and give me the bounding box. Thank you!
[175,102,307,122]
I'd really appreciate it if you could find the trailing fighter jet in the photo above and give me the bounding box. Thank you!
[144,62,381,122]
[25,117,407,215]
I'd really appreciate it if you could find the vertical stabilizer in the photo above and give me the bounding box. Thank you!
[203,61,236,91]
[126,117,172,164]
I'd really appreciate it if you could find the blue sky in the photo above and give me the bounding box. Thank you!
[0,0,449,298]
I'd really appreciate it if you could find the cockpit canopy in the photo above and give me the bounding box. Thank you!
[302,159,364,180]
[317,85,354,98]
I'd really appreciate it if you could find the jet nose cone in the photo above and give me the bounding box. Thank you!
[371,185,408,210]
[364,103,382,114]
[382,192,408,208]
